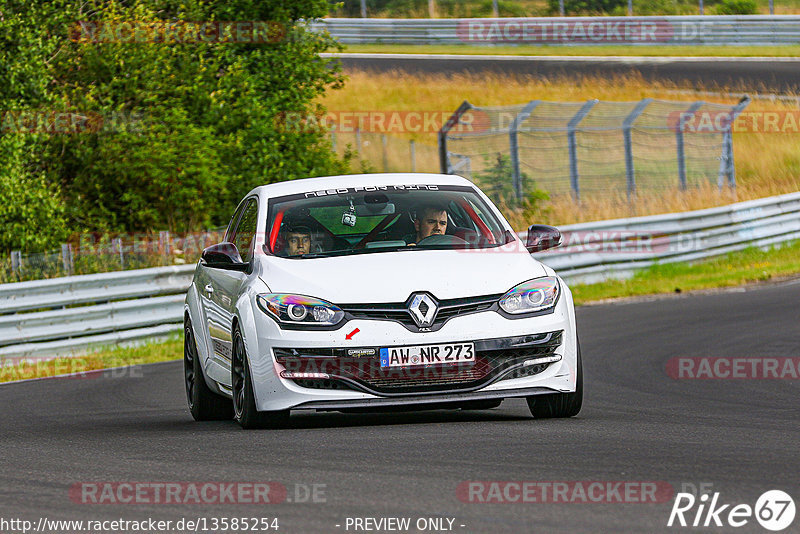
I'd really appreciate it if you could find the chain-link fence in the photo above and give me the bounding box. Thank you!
[330,127,440,174]
[440,97,750,204]
[1,229,225,284]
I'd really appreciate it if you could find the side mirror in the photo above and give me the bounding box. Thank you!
[525,225,562,253]
[201,242,248,271]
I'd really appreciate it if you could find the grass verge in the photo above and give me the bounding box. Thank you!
[342,43,800,58]
[570,240,800,305]
[0,334,182,384]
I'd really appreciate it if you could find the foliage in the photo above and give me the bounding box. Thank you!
[715,0,758,13]
[472,153,551,226]
[0,0,348,251]
[547,0,626,15]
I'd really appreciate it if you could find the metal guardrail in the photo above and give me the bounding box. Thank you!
[529,191,800,284]
[0,265,194,359]
[1,192,799,359]
[313,17,800,46]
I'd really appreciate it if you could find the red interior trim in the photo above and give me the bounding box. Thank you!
[268,210,284,253]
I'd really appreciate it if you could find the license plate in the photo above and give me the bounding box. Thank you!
[379,343,475,368]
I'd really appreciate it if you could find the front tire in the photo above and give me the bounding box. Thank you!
[231,327,289,429]
[184,317,233,421]
[526,338,583,419]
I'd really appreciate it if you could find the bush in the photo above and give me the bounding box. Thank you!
[547,0,627,15]
[715,0,758,14]
[0,0,349,250]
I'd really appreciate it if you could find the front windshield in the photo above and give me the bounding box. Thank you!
[266,184,512,258]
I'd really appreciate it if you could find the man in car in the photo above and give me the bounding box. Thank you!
[405,203,449,245]
[280,221,313,256]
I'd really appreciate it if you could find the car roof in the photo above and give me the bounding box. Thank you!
[248,173,475,199]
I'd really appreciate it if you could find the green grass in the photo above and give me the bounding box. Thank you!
[3,240,798,378]
[0,334,182,383]
[571,240,800,304]
[342,43,800,57]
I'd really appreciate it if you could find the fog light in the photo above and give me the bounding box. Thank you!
[280,371,330,379]
[522,354,562,367]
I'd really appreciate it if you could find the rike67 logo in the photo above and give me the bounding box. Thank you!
[668,490,795,531]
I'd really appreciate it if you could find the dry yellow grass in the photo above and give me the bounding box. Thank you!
[321,70,800,227]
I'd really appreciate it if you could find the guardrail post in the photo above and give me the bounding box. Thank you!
[623,98,653,201]
[699,0,704,15]
[113,237,124,268]
[439,101,474,174]
[410,140,416,172]
[159,231,170,259]
[676,101,705,191]
[11,250,21,274]
[567,100,598,201]
[382,134,388,171]
[509,100,540,201]
[628,0,633,15]
[61,244,74,276]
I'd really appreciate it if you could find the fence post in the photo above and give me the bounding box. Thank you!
[676,101,705,191]
[159,231,171,259]
[628,0,633,15]
[382,134,388,171]
[61,243,74,275]
[11,250,21,274]
[699,0,704,14]
[113,237,124,268]
[623,98,652,201]
[438,101,474,174]
[559,0,565,16]
[360,0,367,18]
[410,140,416,172]
[509,100,540,201]
[567,100,598,201]
[723,96,751,190]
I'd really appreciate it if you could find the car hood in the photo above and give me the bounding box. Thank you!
[259,246,547,303]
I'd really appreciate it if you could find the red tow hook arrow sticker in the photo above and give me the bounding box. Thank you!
[345,328,360,340]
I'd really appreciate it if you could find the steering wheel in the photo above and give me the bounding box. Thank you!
[416,234,469,246]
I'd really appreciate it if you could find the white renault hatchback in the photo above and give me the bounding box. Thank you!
[184,173,582,428]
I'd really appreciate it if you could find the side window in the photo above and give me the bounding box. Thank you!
[231,199,258,263]
[225,201,247,243]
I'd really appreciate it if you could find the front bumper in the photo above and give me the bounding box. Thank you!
[243,283,578,412]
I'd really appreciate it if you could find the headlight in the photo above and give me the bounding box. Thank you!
[499,277,559,315]
[257,294,344,327]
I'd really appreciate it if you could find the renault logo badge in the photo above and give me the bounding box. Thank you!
[408,293,438,327]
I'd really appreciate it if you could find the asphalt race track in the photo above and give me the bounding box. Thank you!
[1,279,798,533]
[327,53,800,94]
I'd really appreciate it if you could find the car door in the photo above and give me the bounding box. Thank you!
[201,197,259,387]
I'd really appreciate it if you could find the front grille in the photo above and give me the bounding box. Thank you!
[339,293,501,332]
[274,331,562,395]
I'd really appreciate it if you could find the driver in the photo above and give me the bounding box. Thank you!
[405,203,448,245]
[281,221,313,256]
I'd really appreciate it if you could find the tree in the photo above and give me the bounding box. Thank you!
[0,0,349,248]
